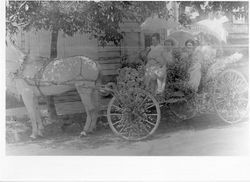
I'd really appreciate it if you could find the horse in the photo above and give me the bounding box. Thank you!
[6,39,105,139]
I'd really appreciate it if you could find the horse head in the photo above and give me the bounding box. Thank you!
[6,38,28,74]
[6,37,28,98]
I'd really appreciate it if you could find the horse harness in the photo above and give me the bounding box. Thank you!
[14,56,51,97]
[14,56,102,97]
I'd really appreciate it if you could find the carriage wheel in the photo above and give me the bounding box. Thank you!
[169,96,197,121]
[107,88,161,140]
[213,69,249,124]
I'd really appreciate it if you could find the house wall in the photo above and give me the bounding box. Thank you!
[15,29,99,60]
[8,20,143,78]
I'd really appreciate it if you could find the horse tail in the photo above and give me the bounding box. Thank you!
[94,60,103,84]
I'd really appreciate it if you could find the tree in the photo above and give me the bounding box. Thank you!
[178,1,249,25]
[6,1,166,119]
[6,1,167,45]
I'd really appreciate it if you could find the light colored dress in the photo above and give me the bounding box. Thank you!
[187,47,203,92]
[145,44,166,93]
[177,47,202,92]
[192,45,218,89]
[188,61,201,91]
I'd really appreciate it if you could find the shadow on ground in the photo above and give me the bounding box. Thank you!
[7,110,241,152]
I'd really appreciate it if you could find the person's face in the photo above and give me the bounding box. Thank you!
[186,42,194,52]
[164,41,173,51]
[152,36,159,46]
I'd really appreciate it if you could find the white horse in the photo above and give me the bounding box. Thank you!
[6,39,104,139]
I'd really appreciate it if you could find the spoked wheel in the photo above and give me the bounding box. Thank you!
[213,69,249,124]
[107,88,161,141]
[169,95,197,121]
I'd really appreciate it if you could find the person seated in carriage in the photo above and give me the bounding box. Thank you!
[162,38,175,66]
[145,35,177,95]
[180,37,219,93]
[166,39,200,91]
[144,33,166,94]
[180,39,202,92]
[168,39,201,92]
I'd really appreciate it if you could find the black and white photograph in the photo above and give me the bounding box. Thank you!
[1,0,250,181]
[4,0,250,155]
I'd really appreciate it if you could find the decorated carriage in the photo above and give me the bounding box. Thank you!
[106,28,249,141]
[6,20,248,141]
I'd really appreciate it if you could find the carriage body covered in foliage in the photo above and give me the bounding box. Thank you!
[106,29,249,141]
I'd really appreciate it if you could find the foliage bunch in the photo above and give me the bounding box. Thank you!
[118,47,195,96]
[116,66,145,92]
[169,48,192,79]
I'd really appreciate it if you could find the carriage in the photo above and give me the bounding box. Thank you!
[7,25,248,140]
[105,29,249,141]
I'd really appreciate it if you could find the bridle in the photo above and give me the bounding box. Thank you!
[7,39,50,97]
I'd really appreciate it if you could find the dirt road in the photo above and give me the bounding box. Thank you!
[6,114,250,156]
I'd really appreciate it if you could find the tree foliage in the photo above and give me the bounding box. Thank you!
[6,1,248,44]
[178,1,248,25]
[6,1,166,46]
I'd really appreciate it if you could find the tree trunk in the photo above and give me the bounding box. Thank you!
[47,27,59,120]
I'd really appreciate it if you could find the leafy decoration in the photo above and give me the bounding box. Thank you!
[116,66,146,93]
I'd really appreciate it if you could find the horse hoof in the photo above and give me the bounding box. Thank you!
[30,135,39,141]
[79,131,87,138]
[30,133,44,140]
[30,135,37,140]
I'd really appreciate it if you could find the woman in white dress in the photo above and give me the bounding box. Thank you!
[144,33,165,94]
[183,39,202,92]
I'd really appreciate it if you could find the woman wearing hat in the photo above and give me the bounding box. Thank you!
[144,33,166,94]
[182,39,202,92]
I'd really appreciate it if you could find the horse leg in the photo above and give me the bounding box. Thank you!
[75,82,99,136]
[21,89,44,139]
[88,88,99,132]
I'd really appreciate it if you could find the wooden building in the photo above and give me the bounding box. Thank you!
[12,20,143,80]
